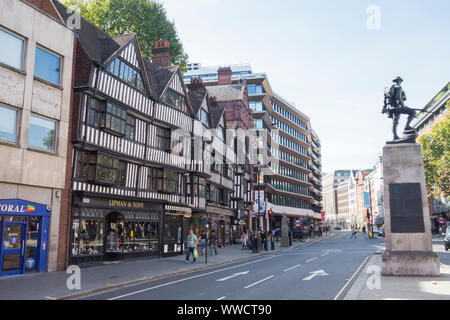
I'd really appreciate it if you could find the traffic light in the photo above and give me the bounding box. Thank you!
[366,208,370,220]
[268,209,273,216]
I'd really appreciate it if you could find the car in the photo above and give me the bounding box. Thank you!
[444,227,450,251]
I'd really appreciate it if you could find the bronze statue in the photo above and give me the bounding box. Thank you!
[382,77,427,143]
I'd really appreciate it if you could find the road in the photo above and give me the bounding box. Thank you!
[78,231,386,300]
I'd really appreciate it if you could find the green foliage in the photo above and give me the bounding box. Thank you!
[418,107,450,199]
[62,0,188,71]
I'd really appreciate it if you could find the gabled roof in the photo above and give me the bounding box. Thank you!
[187,89,208,116]
[205,84,245,101]
[209,100,225,129]
[144,62,178,98]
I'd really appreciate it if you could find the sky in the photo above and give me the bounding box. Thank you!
[158,0,450,173]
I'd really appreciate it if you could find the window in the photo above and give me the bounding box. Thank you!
[0,105,18,143]
[0,28,24,70]
[28,114,56,151]
[76,151,97,180]
[247,84,264,95]
[71,219,104,256]
[162,88,188,112]
[217,125,225,141]
[86,96,104,127]
[105,102,127,135]
[148,167,163,191]
[34,46,61,85]
[96,153,127,185]
[155,126,171,151]
[249,101,264,112]
[109,58,145,92]
[199,109,210,127]
[163,170,179,194]
[125,115,135,140]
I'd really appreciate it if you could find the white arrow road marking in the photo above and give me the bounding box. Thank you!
[302,269,328,281]
[216,296,226,300]
[244,275,275,289]
[216,271,250,282]
[283,264,301,272]
[306,257,318,262]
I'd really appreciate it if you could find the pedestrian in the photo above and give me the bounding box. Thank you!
[318,226,322,237]
[276,228,280,242]
[308,225,313,239]
[260,229,266,250]
[325,225,329,236]
[271,228,276,243]
[209,229,218,256]
[185,229,199,264]
[241,232,248,250]
[200,230,207,255]
[362,226,366,238]
[350,226,357,239]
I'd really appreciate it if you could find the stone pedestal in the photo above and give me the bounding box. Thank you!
[382,143,440,276]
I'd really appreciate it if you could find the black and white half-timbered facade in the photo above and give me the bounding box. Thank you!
[54,1,200,264]
[187,80,237,247]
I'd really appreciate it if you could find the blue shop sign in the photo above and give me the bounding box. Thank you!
[0,199,51,217]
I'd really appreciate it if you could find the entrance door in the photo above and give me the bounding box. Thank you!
[1,222,26,276]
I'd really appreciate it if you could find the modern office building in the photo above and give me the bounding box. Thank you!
[322,170,352,226]
[185,64,322,233]
[0,0,74,276]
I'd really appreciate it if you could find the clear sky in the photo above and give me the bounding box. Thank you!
[158,0,450,173]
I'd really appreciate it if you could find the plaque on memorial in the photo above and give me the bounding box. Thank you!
[389,183,424,233]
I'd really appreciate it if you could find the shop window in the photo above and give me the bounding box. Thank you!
[71,218,104,256]
[0,28,24,70]
[122,221,157,252]
[28,114,56,151]
[34,46,61,85]
[0,105,18,143]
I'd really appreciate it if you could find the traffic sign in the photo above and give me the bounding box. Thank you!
[294,219,302,228]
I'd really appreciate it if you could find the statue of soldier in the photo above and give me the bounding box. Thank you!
[382,76,417,141]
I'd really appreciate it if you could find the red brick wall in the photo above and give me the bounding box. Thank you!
[25,0,62,22]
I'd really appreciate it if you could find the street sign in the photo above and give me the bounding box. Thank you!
[294,219,302,228]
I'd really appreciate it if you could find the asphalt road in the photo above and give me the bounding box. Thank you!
[79,231,386,300]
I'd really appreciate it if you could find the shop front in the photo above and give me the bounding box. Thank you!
[162,205,191,256]
[0,199,50,277]
[70,194,163,266]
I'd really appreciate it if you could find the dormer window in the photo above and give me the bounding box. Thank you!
[109,58,145,92]
[198,108,210,127]
[162,88,188,113]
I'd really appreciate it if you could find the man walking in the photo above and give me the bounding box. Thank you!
[209,229,218,256]
[185,229,198,264]
[362,225,366,238]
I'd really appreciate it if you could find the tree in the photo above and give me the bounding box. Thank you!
[62,0,189,71]
[418,105,450,200]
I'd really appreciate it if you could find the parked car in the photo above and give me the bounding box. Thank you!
[444,227,450,251]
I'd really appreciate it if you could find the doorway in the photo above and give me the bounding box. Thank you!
[1,221,27,276]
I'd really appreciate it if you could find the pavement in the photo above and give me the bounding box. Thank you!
[344,235,450,300]
[0,232,334,300]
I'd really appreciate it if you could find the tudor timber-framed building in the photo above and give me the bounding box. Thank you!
[184,64,323,234]
[53,1,216,266]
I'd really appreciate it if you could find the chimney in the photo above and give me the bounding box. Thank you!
[209,96,218,107]
[187,78,205,92]
[152,40,172,67]
[218,66,232,85]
